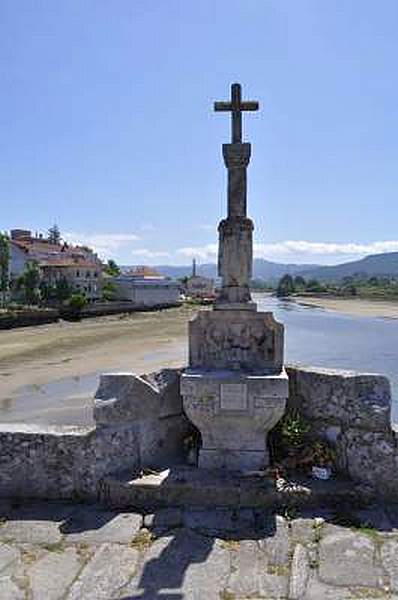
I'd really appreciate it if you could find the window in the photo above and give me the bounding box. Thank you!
[76,270,80,277]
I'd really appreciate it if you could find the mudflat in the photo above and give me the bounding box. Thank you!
[294,295,398,319]
[0,306,195,400]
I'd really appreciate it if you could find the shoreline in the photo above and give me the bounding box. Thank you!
[0,306,193,401]
[293,295,398,319]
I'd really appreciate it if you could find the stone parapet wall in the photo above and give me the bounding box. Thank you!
[0,423,140,501]
[0,365,397,503]
[0,370,192,502]
[286,365,398,498]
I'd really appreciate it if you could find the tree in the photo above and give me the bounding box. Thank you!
[68,292,87,311]
[47,224,61,245]
[41,276,73,305]
[102,280,116,301]
[276,274,295,297]
[104,259,120,276]
[294,276,306,289]
[306,279,324,293]
[19,262,41,305]
[0,232,10,307]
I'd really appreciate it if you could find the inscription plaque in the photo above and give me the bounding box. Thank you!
[220,383,247,411]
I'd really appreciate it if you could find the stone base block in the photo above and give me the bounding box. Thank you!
[188,309,284,372]
[199,449,265,471]
[181,369,288,472]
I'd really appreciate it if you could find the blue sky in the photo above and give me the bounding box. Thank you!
[1,0,398,265]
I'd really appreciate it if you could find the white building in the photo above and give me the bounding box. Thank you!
[112,267,180,308]
[185,259,215,299]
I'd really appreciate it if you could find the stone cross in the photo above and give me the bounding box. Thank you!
[214,83,259,309]
[214,83,259,144]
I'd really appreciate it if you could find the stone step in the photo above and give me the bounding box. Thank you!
[98,466,360,511]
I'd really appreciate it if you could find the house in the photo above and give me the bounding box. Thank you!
[112,266,181,308]
[9,229,103,302]
[40,258,102,302]
[185,259,215,299]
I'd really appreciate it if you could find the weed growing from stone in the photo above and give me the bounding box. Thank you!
[130,528,154,551]
[41,541,66,554]
[267,563,290,576]
[219,539,240,551]
[219,590,236,600]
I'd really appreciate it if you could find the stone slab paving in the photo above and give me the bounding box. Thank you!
[1,501,398,598]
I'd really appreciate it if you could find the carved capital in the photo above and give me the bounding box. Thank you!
[222,143,251,169]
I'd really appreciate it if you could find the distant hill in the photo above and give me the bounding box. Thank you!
[123,252,398,283]
[297,252,398,282]
[123,259,319,281]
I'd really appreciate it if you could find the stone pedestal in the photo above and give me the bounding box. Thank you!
[182,307,287,471]
[181,369,288,471]
[188,310,284,373]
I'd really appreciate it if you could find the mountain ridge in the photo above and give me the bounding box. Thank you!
[123,252,398,282]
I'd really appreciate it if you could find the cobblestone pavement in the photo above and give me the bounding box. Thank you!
[1,500,398,599]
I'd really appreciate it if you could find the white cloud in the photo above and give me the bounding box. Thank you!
[253,240,398,259]
[63,232,140,258]
[176,240,398,264]
[131,248,170,259]
[177,243,218,261]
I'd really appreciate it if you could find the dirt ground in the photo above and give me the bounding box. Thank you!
[0,306,196,401]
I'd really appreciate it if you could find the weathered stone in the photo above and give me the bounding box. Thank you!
[289,543,310,599]
[214,84,258,308]
[0,519,63,545]
[62,509,142,544]
[0,576,24,600]
[181,368,287,470]
[339,429,396,493]
[123,528,229,598]
[95,369,186,423]
[143,368,184,418]
[187,309,284,372]
[304,578,379,599]
[290,518,322,545]
[0,543,20,573]
[287,366,392,432]
[319,531,382,588]
[217,216,254,306]
[94,371,191,469]
[259,515,291,566]
[381,539,398,592]
[66,543,139,600]
[0,363,397,504]
[29,546,82,600]
[226,539,267,597]
[94,373,160,423]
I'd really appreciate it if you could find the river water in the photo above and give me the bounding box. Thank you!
[256,294,398,424]
[2,295,397,425]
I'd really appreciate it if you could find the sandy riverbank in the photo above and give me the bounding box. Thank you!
[294,296,398,319]
[0,306,195,401]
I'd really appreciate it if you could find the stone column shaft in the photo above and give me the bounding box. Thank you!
[216,142,255,309]
[223,143,251,218]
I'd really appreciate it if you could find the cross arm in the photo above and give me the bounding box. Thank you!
[214,102,233,111]
[214,101,259,112]
[241,101,259,111]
